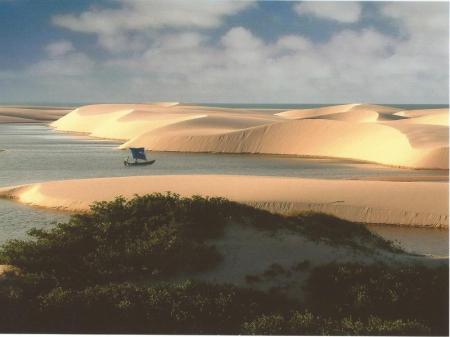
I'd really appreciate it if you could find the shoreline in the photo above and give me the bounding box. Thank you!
[1,175,448,228]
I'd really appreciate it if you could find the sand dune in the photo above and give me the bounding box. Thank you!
[275,103,399,120]
[393,109,448,126]
[381,122,448,148]
[307,109,380,123]
[395,108,448,118]
[123,119,418,167]
[50,103,449,169]
[0,106,72,123]
[406,112,448,126]
[1,175,447,227]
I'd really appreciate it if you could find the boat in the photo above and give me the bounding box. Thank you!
[124,147,155,166]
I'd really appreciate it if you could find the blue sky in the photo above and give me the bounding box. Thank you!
[0,1,448,104]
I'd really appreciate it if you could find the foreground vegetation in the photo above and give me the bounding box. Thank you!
[0,193,447,334]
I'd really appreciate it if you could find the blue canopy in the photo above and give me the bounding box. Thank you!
[129,147,147,161]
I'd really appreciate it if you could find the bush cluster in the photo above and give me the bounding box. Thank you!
[0,193,446,334]
[0,280,293,334]
[0,193,232,288]
[304,262,449,335]
[242,311,430,335]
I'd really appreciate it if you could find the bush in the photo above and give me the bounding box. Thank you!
[0,194,400,290]
[0,193,444,334]
[0,193,231,288]
[1,280,294,334]
[290,212,402,252]
[242,311,430,335]
[304,262,449,335]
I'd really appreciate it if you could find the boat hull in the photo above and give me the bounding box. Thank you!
[124,160,156,167]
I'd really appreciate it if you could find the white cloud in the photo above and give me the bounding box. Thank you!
[221,27,263,50]
[382,2,448,35]
[276,35,312,51]
[322,29,395,57]
[157,32,205,50]
[2,2,447,104]
[98,14,447,104]
[29,53,93,76]
[294,1,362,23]
[53,0,254,33]
[29,41,93,76]
[52,0,254,52]
[381,1,449,54]
[45,40,75,57]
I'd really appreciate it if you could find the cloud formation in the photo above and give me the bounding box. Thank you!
[52,0,254,52]
[29,40,93,76]
[1,1,448,104]
[53,0,253,32]
[45,40,75,57]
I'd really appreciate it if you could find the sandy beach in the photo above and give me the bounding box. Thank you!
[1,175,447,227]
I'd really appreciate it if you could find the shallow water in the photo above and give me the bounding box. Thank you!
[0,123,448,256]
[0,124,445,186]
[367,225,448,257]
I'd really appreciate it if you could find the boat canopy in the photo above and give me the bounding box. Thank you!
[129,147,147,161]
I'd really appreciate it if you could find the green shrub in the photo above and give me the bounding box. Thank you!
[0,193,231,288]
[0,193,444,334]
[0,194,401,291]
[242,311,430,335]
[242,314,286,334]
[290,212,402,252]
[1,280,294,334]
[304,262,449,335]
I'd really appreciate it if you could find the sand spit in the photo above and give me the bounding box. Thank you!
[0,105,72,123]
[1,175,447,228]
[51,103,449,169]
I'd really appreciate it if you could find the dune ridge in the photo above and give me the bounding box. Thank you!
[0,175,447,227]
[51,103,449,169]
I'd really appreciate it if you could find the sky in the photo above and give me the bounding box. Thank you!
[0,0,448,104]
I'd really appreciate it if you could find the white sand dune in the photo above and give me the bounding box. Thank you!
[307,109,380,123]
[50,103,449,169]
[381,122,448,149]
[0,175,447,227]
[0,106,72,123]
[406,112,448,126]
[275,103,399,120]
[51,103,280,138]
[393,109,448,126]
[395,108,448,118]
[123,119,418,168]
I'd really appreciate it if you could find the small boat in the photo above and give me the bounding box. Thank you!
[124,147,155,166]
